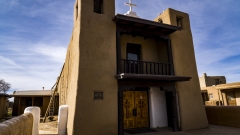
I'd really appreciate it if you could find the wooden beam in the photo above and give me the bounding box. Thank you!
[167,38,175,75]
[118,90,124,135]
[116,31,122,74]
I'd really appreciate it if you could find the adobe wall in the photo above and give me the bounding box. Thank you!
[0,113,33,135]
[73,0,118,134]
[155,8,208,131]
[205,106,240,127]
[56,1,81,135]
[42,97,50,116]
[199,76,206,88]
[205,76,226,87]
[121,35,168,63]
[199,73,226,88]
[56,0,117,134]
[204,87,222,101]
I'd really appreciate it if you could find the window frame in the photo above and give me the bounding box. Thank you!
[94,0,103,14]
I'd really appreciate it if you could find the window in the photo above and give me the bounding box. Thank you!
[126,44,141,73]
[21,97,32,106]
[127,43,141,61]
[94,0,103,14]
[176,17,183,28]
[215,79,220,85]
[209,93,213,99]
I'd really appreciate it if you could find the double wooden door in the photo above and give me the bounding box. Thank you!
[123,91,149,129]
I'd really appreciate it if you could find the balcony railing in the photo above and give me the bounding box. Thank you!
[120,59,172,75]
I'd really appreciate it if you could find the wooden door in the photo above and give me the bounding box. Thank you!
[123,91,135,128]
[123,91,149,129]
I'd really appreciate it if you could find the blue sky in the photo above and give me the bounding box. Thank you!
[0,0,240,94]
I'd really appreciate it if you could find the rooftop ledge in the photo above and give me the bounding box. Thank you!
[113,14,181,36]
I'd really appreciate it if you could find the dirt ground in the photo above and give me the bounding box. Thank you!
[39,116,58,135]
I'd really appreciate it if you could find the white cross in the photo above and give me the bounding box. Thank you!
[125,0,137,11]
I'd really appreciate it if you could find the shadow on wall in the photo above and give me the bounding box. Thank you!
[205,106,240,128]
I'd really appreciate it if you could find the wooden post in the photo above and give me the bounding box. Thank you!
[167,38,175,76]
[116,31,122,74]
[172,91,180,131]
[118,90,124,135]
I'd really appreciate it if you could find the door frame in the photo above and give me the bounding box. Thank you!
[118,82,180,135]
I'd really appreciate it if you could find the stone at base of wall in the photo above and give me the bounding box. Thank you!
[0,113,33,135]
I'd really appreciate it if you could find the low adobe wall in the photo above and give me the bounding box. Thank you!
[0,113,33,135]
[205,106,240,128]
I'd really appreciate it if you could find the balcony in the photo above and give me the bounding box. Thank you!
[120,59,172,75]
[116,59,191,81]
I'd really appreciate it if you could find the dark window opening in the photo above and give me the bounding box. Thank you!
[33,97,43,106]
[176,17,183,28]
[94,0,103,14]
[215,79,220,85]
[126,43,141,74]
[21,97,32,106]
[127,43,141,61]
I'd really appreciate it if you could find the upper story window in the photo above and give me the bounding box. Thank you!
[94,0,103,14]
[176,16,183,28]
[127,43,141,61]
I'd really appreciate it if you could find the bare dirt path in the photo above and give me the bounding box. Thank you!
[39,116,58,135]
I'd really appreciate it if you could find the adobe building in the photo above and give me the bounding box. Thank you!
[11,90,59,116]
[56,0,208,134]
[201,81,240,106]
[0,93,9,119]
[199,73,226,88]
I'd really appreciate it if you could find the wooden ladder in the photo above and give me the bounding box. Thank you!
[43,64,64,123]
[48,91,55,117]
[43,77,59,123]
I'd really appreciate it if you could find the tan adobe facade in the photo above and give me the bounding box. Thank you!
[199,73,226,88]
[56,0,208,134]
[201,82,240,106]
